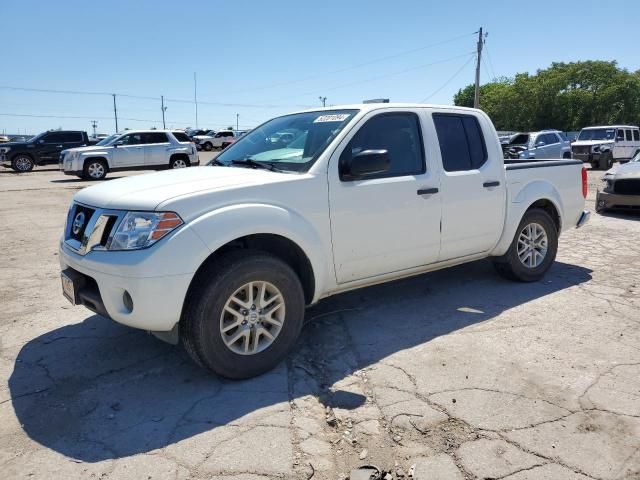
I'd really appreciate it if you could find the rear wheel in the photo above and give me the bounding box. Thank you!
[180,250,305,379]
[170,157,189,169]
[492,208,558,282]
[83,159,108,180]
[11,154,34,172]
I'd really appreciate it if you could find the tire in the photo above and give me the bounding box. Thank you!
[590,162,598,169]
[170,157,189,169]
[203,142,213,152]
[180,250,305,379]
[83,159,108,180]
[562,152,571,159]
[11,154,34,172]
[492,208,558,282]
[598,152,613,170]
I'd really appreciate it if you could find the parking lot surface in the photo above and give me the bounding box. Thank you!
[0,159,639,480]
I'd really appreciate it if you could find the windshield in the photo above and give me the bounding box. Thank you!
[214,109,358,172]
[95,134,120,146]
[632,151,640,163]
[578,128,615,141]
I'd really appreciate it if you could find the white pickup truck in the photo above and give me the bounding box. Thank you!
[59,103,589,378]
[60,130,199,180]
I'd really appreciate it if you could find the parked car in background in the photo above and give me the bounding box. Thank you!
[193,130,242,151]
[0,135,9,143]
[59,103,589,378]
[59,130,198,180]
[187,129,210,139]
[571,125,640,170]
[0,130,92,172]
[502,130,571,160]
[596,151,640,212]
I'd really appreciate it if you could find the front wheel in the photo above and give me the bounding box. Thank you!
[599,152,613,170]
[492,208,558,282]
[12,155,34,172]
[203,142,213,151]
[180,250,305,379]
[83,159,108,180]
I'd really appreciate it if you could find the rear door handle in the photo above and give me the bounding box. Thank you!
[417,187,439,195]
[483,181,500,188]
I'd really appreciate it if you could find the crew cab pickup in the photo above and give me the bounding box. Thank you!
[1,130,92,172]
[60,130,199,180]
[59,104,590,379]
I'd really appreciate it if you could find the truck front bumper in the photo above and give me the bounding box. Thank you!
[596,190,640,212]
[59,225,209,332]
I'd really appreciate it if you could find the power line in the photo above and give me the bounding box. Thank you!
[223,31,478,94]
[273,51,476,102]
[483,43,498,80]
[420,54,476,102]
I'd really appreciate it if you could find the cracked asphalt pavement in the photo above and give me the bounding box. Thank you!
[0,160,639,479]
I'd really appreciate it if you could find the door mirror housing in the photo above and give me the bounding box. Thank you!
[340,149,390,180]
[535,141,546,147]
[113,140,124,147]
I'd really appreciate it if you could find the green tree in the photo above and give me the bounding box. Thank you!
[454,61,640,131]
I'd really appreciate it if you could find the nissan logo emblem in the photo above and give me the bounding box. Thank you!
[72,212,86,236]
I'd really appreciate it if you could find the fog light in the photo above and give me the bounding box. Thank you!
[123,290,134,313]
[598,200,605,207]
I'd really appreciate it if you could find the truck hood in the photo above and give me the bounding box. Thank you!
[572,140,614,147]
[606,160,640,178]
[73,166,290,211]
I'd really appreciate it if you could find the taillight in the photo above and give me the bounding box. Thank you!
[581,166,587,198]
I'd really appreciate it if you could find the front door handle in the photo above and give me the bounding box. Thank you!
[417,187,439,195]
[483,181,500,188]
[56,145,63,148]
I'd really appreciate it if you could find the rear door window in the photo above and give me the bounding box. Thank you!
[626,129,633,141]
[143,132,168,144]
[433,113,487,172]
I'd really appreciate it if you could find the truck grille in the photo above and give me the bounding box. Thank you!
[614,179,640,195]
[64,203,123,255]
[572,146,590,155]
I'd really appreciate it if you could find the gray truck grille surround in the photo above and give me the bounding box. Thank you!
[613,179,640,196]
[64,203,125,255]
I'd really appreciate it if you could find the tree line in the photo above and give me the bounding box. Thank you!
[453,61,640,132]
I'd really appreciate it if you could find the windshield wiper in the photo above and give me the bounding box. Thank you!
[230,158,286,172]
[208,158,225,166]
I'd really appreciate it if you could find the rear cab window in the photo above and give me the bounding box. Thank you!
[433,113,487,172]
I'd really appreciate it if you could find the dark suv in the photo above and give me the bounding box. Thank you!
[0,130,91,172]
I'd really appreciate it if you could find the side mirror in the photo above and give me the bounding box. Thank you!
[38,139,45,144]
[113,140,124,147]
[340,149,390,180]
[535,141,546,147]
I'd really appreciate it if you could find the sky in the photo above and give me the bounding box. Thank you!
[2,0,640,135]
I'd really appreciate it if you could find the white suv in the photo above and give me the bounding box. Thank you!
[571,125,640,170]
[193,130,241,151]
[60,130,199,180]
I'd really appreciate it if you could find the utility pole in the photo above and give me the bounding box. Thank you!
[474,27,486,109]
[91,120,98,138]
[236,113,239,131]
[161,96,167,129]
[112,94,119,133]
[319,96,327,107]
[194,72,199,129]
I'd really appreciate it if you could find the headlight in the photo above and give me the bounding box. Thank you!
[0,146,10,153]
[592,145,600,152]
[108,211,183,250]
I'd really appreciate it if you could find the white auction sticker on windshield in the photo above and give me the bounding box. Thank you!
[314,114,350,123]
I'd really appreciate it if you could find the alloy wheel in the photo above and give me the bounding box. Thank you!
[517,222,548,268]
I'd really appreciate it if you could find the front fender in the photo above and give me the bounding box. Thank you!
[491,180,564,256]
[188,203,331,302]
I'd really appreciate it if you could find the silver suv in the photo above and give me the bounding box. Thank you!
[502,130,571,160]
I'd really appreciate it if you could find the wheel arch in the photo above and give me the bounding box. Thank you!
[170,152,190,163]
[491,180,564,257]
[179,203,331,306]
